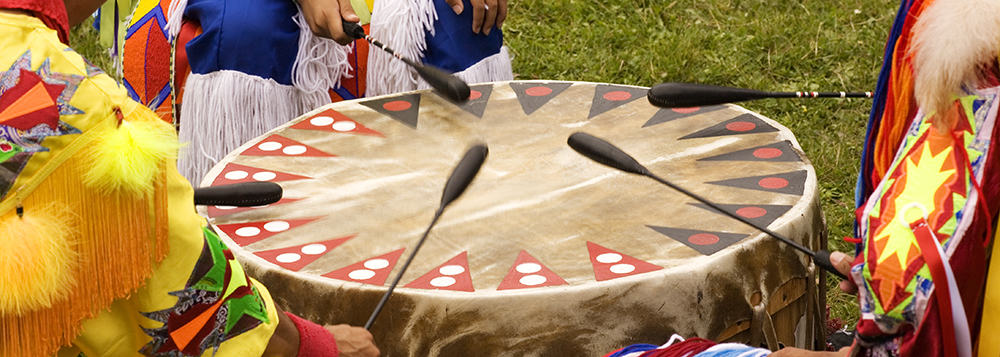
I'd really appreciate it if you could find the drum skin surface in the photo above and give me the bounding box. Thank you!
[200,81,825,356]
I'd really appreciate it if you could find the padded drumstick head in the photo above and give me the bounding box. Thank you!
[193,181,283,207]
[440,144,488,208]
[415,64,472,103]
[568,132,649,176]
[647,82,771,108]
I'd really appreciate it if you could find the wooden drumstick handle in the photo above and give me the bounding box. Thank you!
[567,132,847,279]
[365,145,489,330]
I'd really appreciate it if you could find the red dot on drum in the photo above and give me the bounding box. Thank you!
[671,107,700,114]
[525,86,553,97]
[753,148,783,159]
[383,100,412,111]
[688,233,720,246]
[736,207,768,219]
[726,121,756,132]
[469,90,482,100]
[603,91,632,101]
[758,177,789,189]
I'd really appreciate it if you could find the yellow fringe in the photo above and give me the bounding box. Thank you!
[0,204,77,315]
[0,147,170,357]
[83,112,178,196]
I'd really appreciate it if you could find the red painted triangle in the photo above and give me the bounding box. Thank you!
[497,250,567,290]
[586,242,663,281]
[211,163,311,186]
[241,135,334,157]
[215,217,323,246]
[290,108,383,137]
[323,248,405,286]
[404,251,474,292]
[205,197,302,217]
[254,235,353,271]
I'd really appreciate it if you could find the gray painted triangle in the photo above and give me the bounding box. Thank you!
[510,82,572,115]
[687,202,793,229]
[706,170,808,195]
[452,84,493,118]
[647,225,748,255]
[361,93,422,128]
[642,106,725,128]
[587,84,647,118]
[679,113,778,139]
[698,141,801,162]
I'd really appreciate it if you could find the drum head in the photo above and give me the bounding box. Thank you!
[201,81,822,355]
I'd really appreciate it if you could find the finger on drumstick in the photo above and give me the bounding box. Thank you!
[364,144,489,330]
[341,21,471,102]
[647,82,873,108]
[567,132,848,280]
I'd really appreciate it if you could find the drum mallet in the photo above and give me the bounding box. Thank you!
[566,132,847,279]
[364,144,489,330]
[647,82,872,108]
[193,181,283,207]
[342,22,471,103]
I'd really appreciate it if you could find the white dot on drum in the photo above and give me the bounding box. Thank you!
[215,205,237,210]
[283,145,307,155]
[515,263,542,274]
[596,253,623,264]
[258,141,282,151]
[300,243,327,255]
[519,274,547,286]
[348,269,376,280]
[225,170,249,180]
[332,121,357,132]
[430,276,456,287]
[253,171,277,181]
[235,226,260,237]
[438,265,465,276]
[609,264,636,274]
[276,253,301,263]
[310,116,335,126]
[364,259,390,270]
[263,220,290,232]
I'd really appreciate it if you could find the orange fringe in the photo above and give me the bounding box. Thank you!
[0,152,170,357]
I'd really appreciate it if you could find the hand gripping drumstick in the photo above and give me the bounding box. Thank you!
[647,82,872,108]
[364,144,489,330]
[342,22,471,103]
[566,132,846,279]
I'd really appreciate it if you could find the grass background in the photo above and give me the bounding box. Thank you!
[69,0,900,334]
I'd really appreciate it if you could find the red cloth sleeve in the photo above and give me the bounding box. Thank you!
[284,312,339,357]
[0,0,69,43]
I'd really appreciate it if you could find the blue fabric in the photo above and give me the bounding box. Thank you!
[605,344,659,357]
[695,343,770,357]
[853,0,914,244]
[424,0,504,72]
[184,0,301,85]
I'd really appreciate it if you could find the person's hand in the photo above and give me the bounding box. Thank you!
[325,324,380,357]
[298,0,361,45]
[445,0,508,35]
[771,347,850,356]
[830,251,856,294]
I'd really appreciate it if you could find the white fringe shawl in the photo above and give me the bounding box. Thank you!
[366,0,437,96]
[415,46,513,91]
[178,71,330,184]
[911,0,1000,118]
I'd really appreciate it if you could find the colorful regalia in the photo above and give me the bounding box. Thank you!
[0,6,280,356]
[114,0,513,184]
[852,0,1000,355]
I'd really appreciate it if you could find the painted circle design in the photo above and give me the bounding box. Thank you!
[469,90,483,100]
[726,121,757,132]
[349,269,376,280]
[258,141,282,151]
[672,107,700,113]
[364,259,391,270]
[383,100,412,111]
[753,148,783,159]
[609,264,636,274]
[263,220,290,232]
[515,263,542,274]
[430,276,457,287]
[596,253,623,264]
[736,207,768,219]
[253,171,277,181]
[310,116,335,126]
[603,91,632,101]
[332,121,357,132]
[301,243,327,255]
[439,265,465,276]
[276,253,301,263]
[519,275,547,286]
[525,86,553,96]
[688,233,721,246]
[758,177,789,189]
[283,145,307,155]
[235,227,261,237]
[225,170,249,180]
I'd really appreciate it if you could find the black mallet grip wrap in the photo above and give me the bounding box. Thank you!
[647,82,774,108]
[193,182,283,207]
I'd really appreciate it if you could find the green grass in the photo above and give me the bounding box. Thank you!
[69,0,900,335]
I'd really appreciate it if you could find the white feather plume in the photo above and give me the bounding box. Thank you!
[911,0,1000,118]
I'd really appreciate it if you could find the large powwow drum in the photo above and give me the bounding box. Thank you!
[200,81,826,356]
